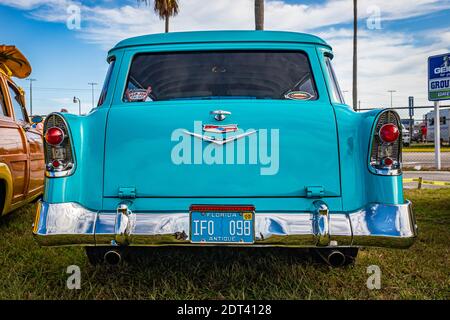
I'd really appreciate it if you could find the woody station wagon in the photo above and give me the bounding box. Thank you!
[33,31,417,266]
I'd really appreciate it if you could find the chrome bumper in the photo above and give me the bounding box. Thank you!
[33,201,417,248]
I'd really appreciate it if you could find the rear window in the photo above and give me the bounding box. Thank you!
[124,51,318,102]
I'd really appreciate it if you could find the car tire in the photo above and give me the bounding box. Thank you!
[311,248,359,267]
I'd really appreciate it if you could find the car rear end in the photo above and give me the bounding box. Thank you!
[33,31,417,264]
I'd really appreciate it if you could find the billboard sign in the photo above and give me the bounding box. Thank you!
[428,53,450,101]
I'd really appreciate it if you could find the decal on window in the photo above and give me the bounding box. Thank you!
[284,91,314,101]
[125,86,153,102]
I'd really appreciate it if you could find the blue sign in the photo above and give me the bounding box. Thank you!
[408,96,414,117]
[428,53,450,101]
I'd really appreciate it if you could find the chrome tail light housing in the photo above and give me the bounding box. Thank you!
[369,110,402,175]
[43,113,76,177]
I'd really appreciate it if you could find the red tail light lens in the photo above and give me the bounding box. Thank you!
[379,124,399,143]
[45,127,64,146]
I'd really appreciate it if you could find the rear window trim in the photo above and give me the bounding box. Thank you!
[122,49,320,103]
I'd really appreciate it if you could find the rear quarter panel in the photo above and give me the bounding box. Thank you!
[43,109,108,210]
[334,104,404,211]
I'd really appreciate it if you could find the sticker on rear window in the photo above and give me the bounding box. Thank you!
[285,91,314,101]
[125,86,153,102]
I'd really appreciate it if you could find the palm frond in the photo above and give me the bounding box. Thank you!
[154,0,179,19]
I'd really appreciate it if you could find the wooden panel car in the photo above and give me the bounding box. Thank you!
[0,45,44,216]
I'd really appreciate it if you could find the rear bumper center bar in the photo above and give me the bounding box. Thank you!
[33,200,417,248]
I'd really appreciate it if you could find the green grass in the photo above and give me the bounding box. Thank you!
[1,189,449,300]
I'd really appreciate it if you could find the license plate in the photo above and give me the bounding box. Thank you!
[190,205,255,244]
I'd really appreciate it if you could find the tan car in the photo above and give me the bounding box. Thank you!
[0,45,44,216]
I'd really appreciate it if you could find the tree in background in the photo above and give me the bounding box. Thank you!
[138,0,180,33]
[352,0,358,111]
[255,0,265,30]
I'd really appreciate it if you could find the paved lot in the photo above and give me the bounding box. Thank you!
[403,152,450,168]
[403,171,450,189]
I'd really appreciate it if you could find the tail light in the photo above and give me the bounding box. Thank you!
[379,124,399,143]
[369,110,402,175]
[43,113,76,177]
[45,127,64,146]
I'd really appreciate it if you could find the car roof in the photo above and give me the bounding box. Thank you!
[110,30,331,52]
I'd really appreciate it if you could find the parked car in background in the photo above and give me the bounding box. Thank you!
[425,108,450,143]
[402,124,410,146]
[33,31,417,267]
[0,45,44,216]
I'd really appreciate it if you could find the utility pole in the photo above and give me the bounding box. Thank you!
[387,90,397,108]
[352,0,358,111]
[26,78,37,115]
[88,82,98,109]
[408,96,414,145]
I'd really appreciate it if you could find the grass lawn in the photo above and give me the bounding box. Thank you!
[0,189,449,300]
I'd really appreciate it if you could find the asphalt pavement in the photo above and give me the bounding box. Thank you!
[403,152,450,168]
[403,171,450,189]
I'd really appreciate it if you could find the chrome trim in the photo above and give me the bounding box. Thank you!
[115,203,133,245]
[45,163,75,177]
[33,200,417,249]
[210,110,231,121]
[368,162,402,176]
[183,130,257,146]
[313,200,329,246]
[203,124,238,134]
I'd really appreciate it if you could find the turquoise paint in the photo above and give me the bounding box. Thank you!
[110,31,331,53]
[44,31,405,213]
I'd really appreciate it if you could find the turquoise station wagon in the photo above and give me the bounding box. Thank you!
[33,31,417,266]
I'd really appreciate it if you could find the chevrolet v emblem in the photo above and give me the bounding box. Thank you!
[203,124,238,134]
[183,130,257,145]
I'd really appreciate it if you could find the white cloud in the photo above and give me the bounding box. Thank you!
[2,0,450,113]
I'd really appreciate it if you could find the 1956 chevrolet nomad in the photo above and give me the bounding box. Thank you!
[33,31,417,266]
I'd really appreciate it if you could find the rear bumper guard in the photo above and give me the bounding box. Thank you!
[33,200,417,248]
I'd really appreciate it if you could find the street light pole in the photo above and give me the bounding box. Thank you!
[88,82,98,109]
[26,78,37,115]
[73,96,81,115]
[387,90,397,108]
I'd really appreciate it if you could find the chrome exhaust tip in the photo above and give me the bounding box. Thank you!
[326,250,346,267]
[104,250,122,265]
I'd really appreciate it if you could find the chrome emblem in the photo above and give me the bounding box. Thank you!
[203,124,238,134]
[183,130,257,146]
[210,110,231,121]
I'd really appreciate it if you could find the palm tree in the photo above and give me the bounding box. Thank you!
[352,0,358,111]
[138,0,180,33]
[255,0,264,30]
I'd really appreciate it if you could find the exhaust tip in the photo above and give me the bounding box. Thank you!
[327,250,346,267]
[104,250,122,265]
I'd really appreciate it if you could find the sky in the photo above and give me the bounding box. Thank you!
[0,0,449,119]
